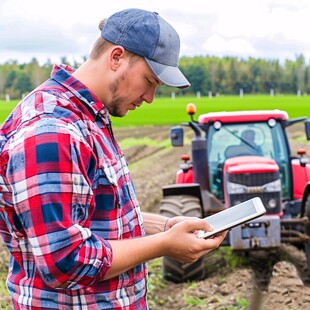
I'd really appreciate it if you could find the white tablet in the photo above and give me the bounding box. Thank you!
[197,197,266,239]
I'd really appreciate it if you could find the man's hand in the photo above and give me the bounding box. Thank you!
[141,212,227,263]
[164,216,203,231]
[105,213,227,279]
[162,218,227,263]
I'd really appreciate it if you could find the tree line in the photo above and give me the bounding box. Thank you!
[0,54,309,100]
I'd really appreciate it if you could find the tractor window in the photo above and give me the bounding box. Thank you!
[207,122,291,200]
[269,123,291,199]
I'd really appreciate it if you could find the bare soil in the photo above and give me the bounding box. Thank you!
[0,124,310,309]
[115,125,310,310]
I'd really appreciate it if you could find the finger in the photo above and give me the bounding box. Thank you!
[205,231,228,246]
[214,230,228,240]
[183,219,213,232]
[201,236,223,248]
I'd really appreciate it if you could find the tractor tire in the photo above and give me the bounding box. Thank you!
[303,193,310,284]
[305,193,310,219]
[159,195,205,283]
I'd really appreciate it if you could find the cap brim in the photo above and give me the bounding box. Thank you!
[145,58,190,89]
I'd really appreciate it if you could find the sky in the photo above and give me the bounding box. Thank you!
[1,0,310,64]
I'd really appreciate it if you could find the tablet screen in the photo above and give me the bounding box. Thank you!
[206,200,258,230]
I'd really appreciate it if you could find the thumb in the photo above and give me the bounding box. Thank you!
[184,219,213,233]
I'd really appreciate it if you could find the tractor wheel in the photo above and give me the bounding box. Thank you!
[305,193,310,219]
[303,194,310,284]
[159,195,205,283]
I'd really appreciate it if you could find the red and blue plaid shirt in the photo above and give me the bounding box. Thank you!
[0,65,147,309]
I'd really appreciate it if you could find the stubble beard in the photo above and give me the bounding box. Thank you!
[107,72,129,118]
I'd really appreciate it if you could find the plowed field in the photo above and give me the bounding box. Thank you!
[0,124,310,309]
[117,125,310,310]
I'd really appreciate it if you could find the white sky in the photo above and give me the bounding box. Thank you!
[1,0,310,64]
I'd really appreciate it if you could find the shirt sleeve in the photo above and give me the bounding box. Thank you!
[6,117,113,290]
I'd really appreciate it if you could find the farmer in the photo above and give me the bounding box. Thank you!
[240,129,263,156]
[0,8,226,309]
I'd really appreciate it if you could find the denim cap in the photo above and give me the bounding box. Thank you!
[101,8,190,89]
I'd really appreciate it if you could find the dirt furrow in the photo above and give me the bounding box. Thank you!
[115,125,310,309]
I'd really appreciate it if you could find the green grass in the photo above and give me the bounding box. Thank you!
[110,95,310,127]
[1,95,310,125]
[118,137,171,149]
[0,243,11,309]
[0,100,19,123]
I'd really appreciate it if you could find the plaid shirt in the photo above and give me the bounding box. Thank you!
[0,65,147,309]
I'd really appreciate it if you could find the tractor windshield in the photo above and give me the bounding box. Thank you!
[207,121,291,201]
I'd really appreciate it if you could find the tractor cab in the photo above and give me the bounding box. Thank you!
[205,114,290,207]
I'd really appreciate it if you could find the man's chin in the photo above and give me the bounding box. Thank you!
[110,110,128,118]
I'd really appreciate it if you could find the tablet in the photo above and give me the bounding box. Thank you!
[197,197,266,239]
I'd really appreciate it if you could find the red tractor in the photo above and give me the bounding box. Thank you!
[160,106,310,286]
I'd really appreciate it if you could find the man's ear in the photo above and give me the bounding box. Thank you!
[110,46,126,71]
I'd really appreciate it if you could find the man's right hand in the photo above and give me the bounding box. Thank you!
[105,218,226,279]
[161,218,227,263]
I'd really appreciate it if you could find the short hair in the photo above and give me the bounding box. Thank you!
[89,19,111,60]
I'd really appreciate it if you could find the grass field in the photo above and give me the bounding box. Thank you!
[1,95,310,126]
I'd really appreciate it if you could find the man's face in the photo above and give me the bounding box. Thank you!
[106,57,162,117]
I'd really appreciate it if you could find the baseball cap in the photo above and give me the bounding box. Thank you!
[101,8,190,89]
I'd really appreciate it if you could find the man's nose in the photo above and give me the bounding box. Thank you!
[143,86,157,104]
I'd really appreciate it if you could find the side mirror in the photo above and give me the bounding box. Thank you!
[305,120,310,140]
[170,126,184,147]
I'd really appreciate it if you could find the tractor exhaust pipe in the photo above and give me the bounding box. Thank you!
[192,134,211,192]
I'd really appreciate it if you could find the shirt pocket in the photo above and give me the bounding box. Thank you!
[92,157,122,239]
[94,157,120,211]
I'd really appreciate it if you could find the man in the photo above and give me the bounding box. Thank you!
[240,129,263,156]
[0,8,226,309]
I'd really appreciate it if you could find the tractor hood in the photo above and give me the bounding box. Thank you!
[224,156,279,174]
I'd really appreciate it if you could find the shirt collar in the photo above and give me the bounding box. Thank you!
[50,64,110,123]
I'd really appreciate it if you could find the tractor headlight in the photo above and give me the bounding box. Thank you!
[267,198,278,208]
[262,179,281,192]
[227,179,280,194]
[227,181,247,194]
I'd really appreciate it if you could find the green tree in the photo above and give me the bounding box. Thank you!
[5,70,17,89]
[14,73,33,97]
